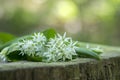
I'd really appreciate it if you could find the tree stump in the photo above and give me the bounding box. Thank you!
[0,45,120,80]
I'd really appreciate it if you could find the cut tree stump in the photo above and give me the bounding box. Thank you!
[0,44,120,80]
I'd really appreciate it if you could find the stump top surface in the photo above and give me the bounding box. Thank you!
[0,45,120,71]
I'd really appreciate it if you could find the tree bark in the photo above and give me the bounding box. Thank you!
[0,46,120,80]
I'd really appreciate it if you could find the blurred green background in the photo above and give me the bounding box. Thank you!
[0,0,120,46]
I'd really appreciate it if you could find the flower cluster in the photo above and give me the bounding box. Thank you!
[43,33,77,62]
[15,32,77,62]
[17,33,47,57]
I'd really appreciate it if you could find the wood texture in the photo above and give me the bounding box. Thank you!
[0,45,120,80]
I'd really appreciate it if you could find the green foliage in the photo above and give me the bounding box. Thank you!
[6,50,26,61]
[27,56,42,62]
[43,28,57,40]
[6,50,42,62]
[75,48,100,60]
[0,35,31,51]
[0,32,16,45]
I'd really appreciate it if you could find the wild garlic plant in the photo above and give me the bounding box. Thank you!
[0,29,103,62]
[0,32,78,62]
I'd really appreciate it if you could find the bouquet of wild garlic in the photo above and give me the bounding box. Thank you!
[0,29,103,62]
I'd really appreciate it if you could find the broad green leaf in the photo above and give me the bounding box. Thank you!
[91,49,103,55]
[75,48,100,60]
[43,28,57,40]
[6,50,42,62]
[0,32,16,45]
[75,42,103,55]
[6,50,27,61]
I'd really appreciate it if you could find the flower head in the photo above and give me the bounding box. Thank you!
[43,32,78,62]
[17,32,47,57]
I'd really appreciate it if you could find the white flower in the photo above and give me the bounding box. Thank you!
[43,32,78,62]
[18,40,36,56]
[32,33,46,44]
[17,32,47,57]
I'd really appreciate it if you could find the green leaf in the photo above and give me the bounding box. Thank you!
[0,35,31,51]
[0,32,16,45]
[43,28,57,40]
[91,48,103,55]
[26,56,42,62]
[75,48,100,60]
[6,50,42,62]
[6,50,27,61]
